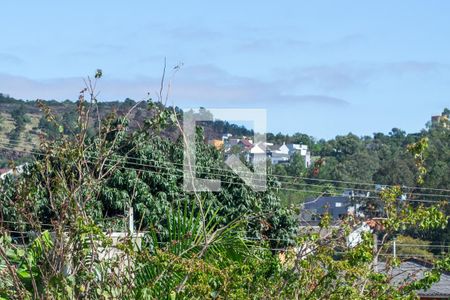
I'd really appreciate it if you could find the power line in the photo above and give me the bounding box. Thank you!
[382,243,450,248]
[0,143,448,204]
[62,143,450,198]
[3,221,450,256]
[0,143,447,204]
[1,137,449,194]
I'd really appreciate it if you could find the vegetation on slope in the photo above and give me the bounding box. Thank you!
[0,75,448,298]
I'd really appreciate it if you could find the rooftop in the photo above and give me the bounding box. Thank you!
[379,258,450,298]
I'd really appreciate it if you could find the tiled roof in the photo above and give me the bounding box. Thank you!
[267,144,281,151]
[239,139,253,148]
[303,196,351,219]
[379,259,450,297]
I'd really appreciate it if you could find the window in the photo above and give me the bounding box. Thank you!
[335,202,342,207]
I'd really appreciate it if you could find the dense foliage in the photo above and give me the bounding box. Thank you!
[270,109,450,246]
[0,81,449,299]
[0,91,298,248]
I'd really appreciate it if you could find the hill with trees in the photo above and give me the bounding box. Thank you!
[0,83,448,298]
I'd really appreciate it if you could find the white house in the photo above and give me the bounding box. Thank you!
[286,143,307,156]
[249,142,267,164]
[267,143,311,167]
[269,143,290,164]
[286,143,311,167]
[223,139,312,168]
[0,164,27,180]
[222,133,232,141]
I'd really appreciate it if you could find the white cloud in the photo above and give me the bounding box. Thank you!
[0,64,349,108]
[278,61,449,92]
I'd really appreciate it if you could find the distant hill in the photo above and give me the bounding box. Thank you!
[0,93,254,167]
[0,94,153,165]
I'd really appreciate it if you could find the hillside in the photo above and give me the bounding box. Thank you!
[0,94,255,167]
[0,95,148,166]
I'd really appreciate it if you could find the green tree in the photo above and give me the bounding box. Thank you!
[0,75,449,299]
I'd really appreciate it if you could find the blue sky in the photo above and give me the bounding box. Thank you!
[1,1,449,138]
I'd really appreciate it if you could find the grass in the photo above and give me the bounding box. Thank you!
[0,112,41,151]
[0,112,15,144]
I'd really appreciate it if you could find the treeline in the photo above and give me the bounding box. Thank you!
[0,95,447,298]
[1,94,448,192]
[1,94,448,194]
[271,108,449,190]
[271,109,449,246]
[0,95,255,141]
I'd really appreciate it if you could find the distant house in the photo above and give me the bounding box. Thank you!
[278,143,289,155]
[238,138,253,150]
[266,143,311,167]
[346,223,372,248]
[221,133,232,141]
[227,138,240,147]
[379,259,450,299]
[0,164,27,180]
[208,139,224,150]
[342,189,371,198]
[222,137,311,168]
[249,142,267,164]
[268,143,290,164]
[286,143,307,155]
[286,143,311,167]
[301,196,359,225]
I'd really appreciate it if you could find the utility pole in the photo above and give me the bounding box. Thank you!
[373,233,378,272]
[393,238,396,259]
[128,205,134,235]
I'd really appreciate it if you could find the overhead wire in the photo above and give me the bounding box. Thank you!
[1,137,449,195]
[1,138,448,201]
[0,142,448,204]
